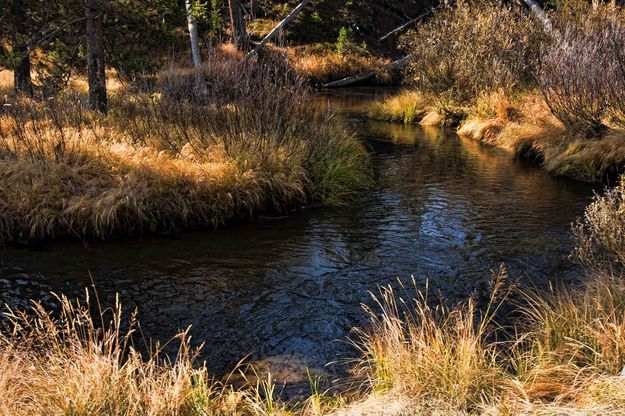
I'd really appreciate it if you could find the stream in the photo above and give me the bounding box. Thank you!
[0,88,595,392]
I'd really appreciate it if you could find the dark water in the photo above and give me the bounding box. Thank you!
[0,88,595,389]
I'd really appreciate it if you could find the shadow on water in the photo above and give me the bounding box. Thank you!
[0,87,596,394]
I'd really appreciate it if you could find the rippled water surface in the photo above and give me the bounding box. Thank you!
[0,88,595,389]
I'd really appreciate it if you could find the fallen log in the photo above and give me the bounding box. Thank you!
[322,54,416,88]
[241,0,311,63]
[378,9,432,42]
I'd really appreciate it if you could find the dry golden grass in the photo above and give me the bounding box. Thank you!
[349,185,625,412]
[5,242,625,414]
[350,272,511,414]
[369,91,461,127]
[285,45,391,85]
[343,268,625,415]
[369,91,430,124]
[0,55,372,244]
[506,273,625,414]
[457,91,625,182]
[0,69,13,97]
[67,69,124,95]
[0,101,309,243]
[0,289,297,416]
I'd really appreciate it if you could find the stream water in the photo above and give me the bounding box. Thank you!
[0,88,596,392]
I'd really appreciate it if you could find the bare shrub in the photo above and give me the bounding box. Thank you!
[573,179,625,273]
[155,51,315,169]
[540,22,613,136]
[400,1,545,111]
[538,5,625,137]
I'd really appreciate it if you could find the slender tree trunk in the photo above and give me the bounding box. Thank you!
[521,0,552,33]
[250,0,257,19]
[86,0,107,113]
[228,0,248,49]
[11,0,33,96]
[185,0,203,68]
[241,0,311,63]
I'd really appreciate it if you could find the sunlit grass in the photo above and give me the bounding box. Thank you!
[350,272,510,413]
[285,44,392,85]
[457,91,625,182]
[344,269,625,414]
[4,268,625,414]
[0,53,372,244]
[369,91,431,124]
[0,289,296,416]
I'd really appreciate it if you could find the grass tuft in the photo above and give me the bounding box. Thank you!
[369,91,430,124]
[0,289,293,415]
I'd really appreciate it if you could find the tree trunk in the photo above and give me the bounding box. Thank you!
[11,0,33,96]
[378,9,432,42]
[250,0,257,19]
[228,0,248,49]
[86,0,107,113]
[521,0,553,33]
[241,0,311,63]
[185,0,203,68]
[323,54,417,88]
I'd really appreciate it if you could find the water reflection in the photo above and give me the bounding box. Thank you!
[0,88,595,390]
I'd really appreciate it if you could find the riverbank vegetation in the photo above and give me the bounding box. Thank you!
[2,0,435,244]
[3,180,625,414]
[0,53,371,244]
[373,0,625,182]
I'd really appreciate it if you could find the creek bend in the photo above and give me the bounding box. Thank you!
[0,88,595,390]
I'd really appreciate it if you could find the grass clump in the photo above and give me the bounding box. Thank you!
[347,271,625,414]
[0,51,372,244]
[369,91,431,124]
[308,124,373,207]
[0,289,294,416]
[352,276,507,413]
